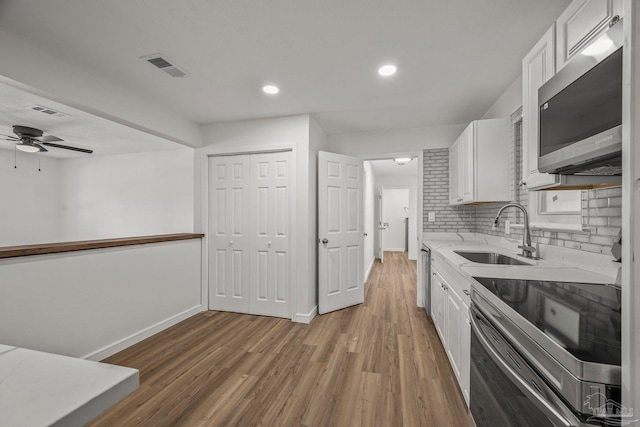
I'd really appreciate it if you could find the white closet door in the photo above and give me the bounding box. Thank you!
[208,151,292,319]
[249,152,291,318]
[208,155,251,314]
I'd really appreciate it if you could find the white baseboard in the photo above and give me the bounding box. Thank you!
[294,305,317,324]
[84,305,203,361]
[384,248,407,252]
[365,257,375,281]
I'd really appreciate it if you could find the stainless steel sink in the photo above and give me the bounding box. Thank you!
[454,251,531,266]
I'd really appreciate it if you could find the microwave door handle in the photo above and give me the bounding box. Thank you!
[470,309,581,427]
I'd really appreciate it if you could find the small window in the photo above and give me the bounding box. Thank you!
[531,189,583,229]
[539,190,581,214]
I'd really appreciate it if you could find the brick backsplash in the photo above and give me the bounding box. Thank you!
[423,108,621,257]
[423,149,475,233]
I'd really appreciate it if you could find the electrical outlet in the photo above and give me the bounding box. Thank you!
[428,211,435,222]
[505,220,510,235]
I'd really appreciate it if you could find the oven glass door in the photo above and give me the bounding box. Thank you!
[470,306,587,427]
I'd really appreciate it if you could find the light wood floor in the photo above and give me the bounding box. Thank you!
[88,252,475,426]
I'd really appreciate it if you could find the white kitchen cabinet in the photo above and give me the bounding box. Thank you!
[461,301,470,406]
[431,270,447,345]
[448,139,460,205]
[460,126,474,203]
[430,263,471,408]
[522,25,562,190]
[446,284,462,380]
[449,118,510,205]
[556,0,623,72]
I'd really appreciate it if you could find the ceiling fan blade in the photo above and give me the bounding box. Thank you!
[39,135,64,143]
[33,143,48,152]
[42,142,93,154]
[0,133,19,141]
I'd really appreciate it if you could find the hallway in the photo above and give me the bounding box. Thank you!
[89,252,474,426]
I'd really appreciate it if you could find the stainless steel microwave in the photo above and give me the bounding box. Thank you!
[538,19,622,176]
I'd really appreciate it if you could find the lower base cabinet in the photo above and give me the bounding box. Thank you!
[431,267,471,407]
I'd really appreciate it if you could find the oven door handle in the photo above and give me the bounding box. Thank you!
[470,308,582,427]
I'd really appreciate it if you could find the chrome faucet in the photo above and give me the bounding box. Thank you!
[494,203,536,259]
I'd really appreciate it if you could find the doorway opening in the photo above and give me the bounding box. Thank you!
[363,157,419,275]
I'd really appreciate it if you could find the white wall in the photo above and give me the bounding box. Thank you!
[0,239,202,360]
[622,0,639,414]
[58,149,194,241]
[363,161,376,280]
[0,31,202,147]
[376,174,418,260]
[0,149,60,245]
[199,114,316,322]
[481,75,523,119]
[308,117,328,314]
[326,124,466,155]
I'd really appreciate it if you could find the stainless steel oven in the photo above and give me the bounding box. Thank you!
[470,277,622,427]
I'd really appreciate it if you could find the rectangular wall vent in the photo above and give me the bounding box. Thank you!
[28,105,70,118]
[141,53,188,78]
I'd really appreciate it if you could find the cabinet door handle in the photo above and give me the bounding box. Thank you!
[463,289,470,296]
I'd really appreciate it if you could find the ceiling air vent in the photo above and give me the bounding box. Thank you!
[141,53,187,78]
[28,105,70,118]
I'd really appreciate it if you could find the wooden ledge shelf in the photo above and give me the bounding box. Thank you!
[0,233,204,260]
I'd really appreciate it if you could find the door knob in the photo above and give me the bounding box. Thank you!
[322,238,328,244]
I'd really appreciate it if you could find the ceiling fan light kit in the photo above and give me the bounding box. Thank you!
[16,142,42,153]
[1,125,93,155]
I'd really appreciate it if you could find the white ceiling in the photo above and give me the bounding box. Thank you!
[0,0,570,139]
[0,82,185,158]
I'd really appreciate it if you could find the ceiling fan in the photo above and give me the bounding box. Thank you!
[1,125,93,154]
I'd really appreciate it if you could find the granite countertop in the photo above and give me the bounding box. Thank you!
[424,232,616,286]
[0,345,138,427]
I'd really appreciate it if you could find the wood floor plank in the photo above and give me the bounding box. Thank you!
[88,251,475,427]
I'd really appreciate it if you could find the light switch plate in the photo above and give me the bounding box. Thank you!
[428,211,435,222]
[505,220,510,235]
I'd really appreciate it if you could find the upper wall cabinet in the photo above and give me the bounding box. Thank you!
[449,118,510,206]
[522,25,560,190]
[556,0,623,72]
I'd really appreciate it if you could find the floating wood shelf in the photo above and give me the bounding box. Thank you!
[0,233,204,259]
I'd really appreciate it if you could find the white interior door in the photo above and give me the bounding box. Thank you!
[208,155,251,314]
[318,151,364,314]
[249,151,291,318]
[378,187,384,263]
[208,151,291,318]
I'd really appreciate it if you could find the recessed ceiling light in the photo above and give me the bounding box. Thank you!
[394,157,412,163]
[378,64,397,77]
[262,85,280,95]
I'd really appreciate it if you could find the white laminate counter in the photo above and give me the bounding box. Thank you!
[423,233,616,287]
[0,346,138,427]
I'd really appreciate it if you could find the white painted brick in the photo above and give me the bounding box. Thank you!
[580,243,603,254]
[590,235,613,246]
[597,227,621,236]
